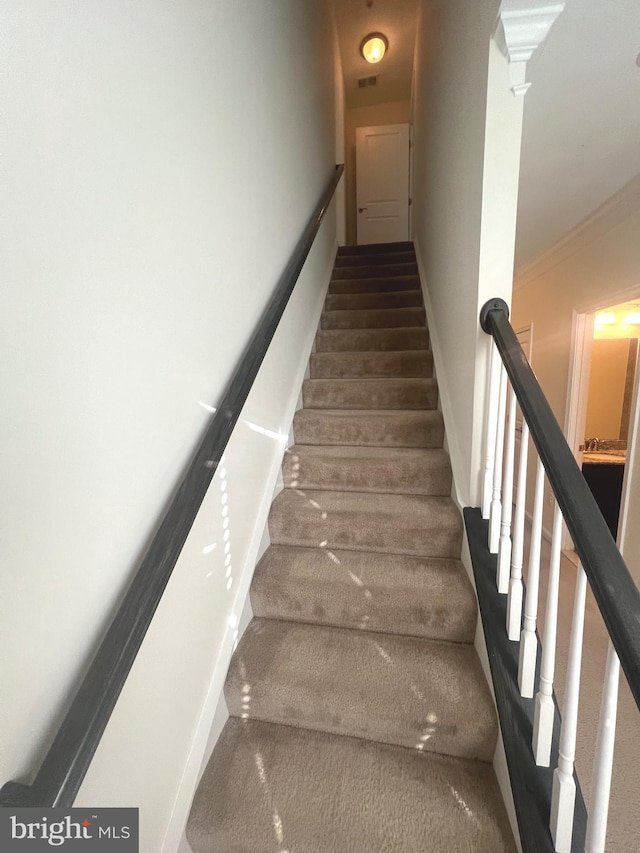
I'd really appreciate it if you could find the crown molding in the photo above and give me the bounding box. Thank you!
[493,2,565,96]
[514,174,640,290]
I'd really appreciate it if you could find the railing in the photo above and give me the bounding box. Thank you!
[478,298,640,852]
[0,163,344,809]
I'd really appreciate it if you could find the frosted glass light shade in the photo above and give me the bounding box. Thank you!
[360,33,388,64]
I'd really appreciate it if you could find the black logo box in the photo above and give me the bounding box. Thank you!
[0,808,138,851]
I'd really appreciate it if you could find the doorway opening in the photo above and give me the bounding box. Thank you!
[355,122,411,245]
[565,295,640,555]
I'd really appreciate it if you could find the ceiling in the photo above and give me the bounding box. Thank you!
[332,0,640,268]
[333,0,418,109]
[515,0,640,267]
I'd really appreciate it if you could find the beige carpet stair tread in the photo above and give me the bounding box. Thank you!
[335,250,416,267]
[282,445,452,495]
[226,618,497,761]
[250,545,477,642]
[328,273,421,294]
[315,326,429,352]
[187,718,516,853]
[326,289,423,311]
[333,262,418,279]
[302,377,437,410]
[293,408,444,447]
[269,488,462,557]
[321,306,426,329]
[309,349,432,379]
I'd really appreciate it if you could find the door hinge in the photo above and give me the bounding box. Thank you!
[409,198,412,206]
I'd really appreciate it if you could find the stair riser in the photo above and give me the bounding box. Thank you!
[226,620,496,761]
[333,263,418,279]
[321,307,426,330]
[269,491,463,559]
[282,451,451,496]
[338,240,413,256]
[251,546,476,642]
[334,251,416,268]
[302,379,437,410]
[328,275,420,294]
[325,291,422,311]
[293,410,445,448]
[315,328,429,352]
[309,351,432,379]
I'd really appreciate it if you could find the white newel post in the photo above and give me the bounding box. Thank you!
[533,502,563,765]
[497,386,517,593]
[550,563,588,853]
[483,342,502,519]
[507,419,529,639]
[585,641,620,853]
[518,457,544,697]
[489,365,508,554]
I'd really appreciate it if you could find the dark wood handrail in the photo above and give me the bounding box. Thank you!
[0,164,344,808]
[480,298,640,710]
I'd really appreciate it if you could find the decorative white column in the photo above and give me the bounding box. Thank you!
[493,2,566,96]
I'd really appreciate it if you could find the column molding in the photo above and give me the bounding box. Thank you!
[493,2,565,96]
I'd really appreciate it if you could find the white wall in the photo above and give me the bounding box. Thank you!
[0,1,339,849]
[411,4,526,843]
[512,175,640,580]
[411,0,523,506]
[331,2,347,246]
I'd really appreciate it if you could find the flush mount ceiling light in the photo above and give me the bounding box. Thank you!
[360,33,388,64]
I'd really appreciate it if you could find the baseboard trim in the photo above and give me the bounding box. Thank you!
[464,507,587,853]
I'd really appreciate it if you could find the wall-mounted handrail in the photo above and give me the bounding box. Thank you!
[480,298,640,709]
[0,163,344,809]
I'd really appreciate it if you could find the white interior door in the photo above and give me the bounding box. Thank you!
[356,123,410,245]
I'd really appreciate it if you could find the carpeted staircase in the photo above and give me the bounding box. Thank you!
[187,243,516,852]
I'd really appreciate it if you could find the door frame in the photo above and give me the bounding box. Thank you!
[564,283,640,549]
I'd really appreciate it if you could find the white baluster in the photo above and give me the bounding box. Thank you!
[585,642,620,853]
[533,501,563,765]
[518,457,545,697]
[482,341,501,519]
[507,419,529,640]
[489,365,508,554]
[497,385,517,593]
[550,564,587,853]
